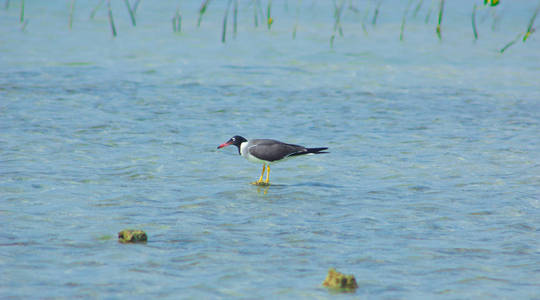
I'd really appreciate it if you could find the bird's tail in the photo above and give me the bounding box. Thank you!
[290,147,329,156]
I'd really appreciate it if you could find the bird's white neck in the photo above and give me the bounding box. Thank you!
[239,141,249,157]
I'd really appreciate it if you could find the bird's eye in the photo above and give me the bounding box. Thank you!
[232,138,236,141]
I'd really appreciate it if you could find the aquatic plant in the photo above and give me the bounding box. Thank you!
[500,1,540,53]
[19,0,23,22]
[400,0,414,41]
[322,268,358,292]
[523,2,540,42]
[233,0,238,38]
[6,0,536,53]
[292,0,301,39]
[472,4,478,40]
[412,0,424,18]
[197,0,211,27]
[118,229,148,243]
[425,0,434,24]
[90,0,103,20]
[69,0,75,29]
[436,0,444,40]
[266,0,273,29]
[330,0,345,48]
[372,0,382,26]
[485,0,499,7]
[133,0,141,13]
[124,0,137,26]
[222,0,233,43]
[107,0,117,37]
[172,7,182,33]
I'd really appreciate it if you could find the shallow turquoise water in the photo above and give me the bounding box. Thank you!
[1,1,539,299]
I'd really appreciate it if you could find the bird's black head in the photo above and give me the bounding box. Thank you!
[217,135,247,151]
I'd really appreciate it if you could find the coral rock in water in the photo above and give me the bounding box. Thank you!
[118,229,147,243]
[322,268,358,291]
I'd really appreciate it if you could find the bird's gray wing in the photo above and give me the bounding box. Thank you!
[248,139,306,162]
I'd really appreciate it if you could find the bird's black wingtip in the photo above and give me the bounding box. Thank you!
[307,147,329,154]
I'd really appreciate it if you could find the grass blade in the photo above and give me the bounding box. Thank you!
[21,19,28,31]
[425,0,434,24]
[413,0,423,18]
[198,0,211,27]
[333,0,344,37]
[124,0,136,26]
[133,0,141,13]
[330,0,345,48]
[292,0,301,39]
[436,0,444,40]
[20,0,24,23]
[107,0,117,37]
[172,8,181,32]
[523,2,540,42]
[253,0,258,27]
[233,0,238,38]
[472,4,478,40]
[372,0,382,26]
[222,0,232,43]
[500,32,522,53]
[400,0,414,41]
[90,0,103,20]
[256,0,265,25]
[267,0,273,30]
[177,10,182,32]
[69,0,75,30]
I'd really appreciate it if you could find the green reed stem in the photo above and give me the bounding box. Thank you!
[436,0,444,40]
[257,0,265,25]
[523,2,540,42]
[292,0,301,39]
[19,0,24,22]
[222,0,232,43]
[90,0,103,20]
[107,0,117,37]
[233,0,238,38]
[21,19,28,31]
[177,12,181,32]
[472,4,478,40]
[133,0,141,13]
[360,2,370,35]
[267,0,272,30]
[400,0,413,41]
[500,32,522,53]
[253,0,258,27]
[372,0,382,26]
[5,0,9,10]
[330,0,344,48]
[124,0,136,26]
[69,0,75,29]
[198,0,211,27]
[172,8,181,32]
[333,0,344,37]
[412,0,423,18]
[425,0,434,24]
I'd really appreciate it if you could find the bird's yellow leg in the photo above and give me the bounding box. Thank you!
[264,165,270,185]
[251,165,266,185]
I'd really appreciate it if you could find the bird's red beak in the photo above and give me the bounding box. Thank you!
[217,141,231,149]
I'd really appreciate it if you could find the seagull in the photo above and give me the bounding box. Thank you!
[217,135,328,185]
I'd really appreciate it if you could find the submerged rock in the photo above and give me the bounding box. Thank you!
[322,268,358,292]
[118,229,147,243]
